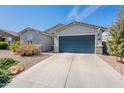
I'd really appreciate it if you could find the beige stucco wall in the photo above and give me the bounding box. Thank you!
[20,30,53,51]
[55,25,97,36]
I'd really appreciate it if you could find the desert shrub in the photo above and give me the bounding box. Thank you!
[10,41,20,52]
[16,44,41,56]
[0,42,8,49]
[0,69,11,87]
[0,58,19,70]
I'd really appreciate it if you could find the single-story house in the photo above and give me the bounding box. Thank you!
[19,21,107,54]
[0,29,19,42]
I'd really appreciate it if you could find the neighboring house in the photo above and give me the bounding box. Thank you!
[19,21,107,54]
[19,27,53,52]
[0,29,19,42]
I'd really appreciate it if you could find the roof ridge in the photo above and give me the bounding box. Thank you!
[68,21,107,29]
[45,23,65,32]
[0,28,17,33]
[19,27,52,38]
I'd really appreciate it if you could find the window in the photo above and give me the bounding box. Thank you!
[7,37,13,42]
[27,34,33,44]
[2,37,6,42]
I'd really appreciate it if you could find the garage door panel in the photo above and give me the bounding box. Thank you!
[59,35,95,53]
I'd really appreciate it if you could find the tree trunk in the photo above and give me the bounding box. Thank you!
[120,56,122,62]
[116,56,119,62]
[120,55,124,63]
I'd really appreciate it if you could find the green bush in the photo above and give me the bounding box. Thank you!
[0,58,19,70]
[10,41,20,52]
[16,44,41,56]
[107,9,124,62]
[0,69,11,87]
[0,42,8,49]
[0,58,19,87]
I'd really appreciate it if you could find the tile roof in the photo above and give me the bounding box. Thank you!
[45,24,65,33]
[0,29,19,37]
[19,27,52,38]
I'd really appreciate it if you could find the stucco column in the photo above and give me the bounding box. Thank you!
[96,29,103,54]
[54,36,59,52]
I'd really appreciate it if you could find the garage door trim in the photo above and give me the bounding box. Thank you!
[58,34,96,53]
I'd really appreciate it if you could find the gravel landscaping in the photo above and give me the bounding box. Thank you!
[98,55,124,76]
[0,50,51,71]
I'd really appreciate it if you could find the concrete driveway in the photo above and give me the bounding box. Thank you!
[6,53,124,88]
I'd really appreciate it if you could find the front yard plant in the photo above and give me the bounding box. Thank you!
[0,42,8,49]
[107,8,124,62]
[10,41,20,52]
[0,58,19,70]
[16,44,41,56]
[0,69,11,87]
[0,58,19,87]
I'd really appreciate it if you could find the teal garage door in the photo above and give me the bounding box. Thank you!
[59,35,95,53]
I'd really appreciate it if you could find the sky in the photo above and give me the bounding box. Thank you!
[0,5,123,32]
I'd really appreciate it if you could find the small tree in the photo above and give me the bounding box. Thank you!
[107,7,124,62]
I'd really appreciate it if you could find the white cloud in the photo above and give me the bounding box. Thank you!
[66,5,80,21]
[76,5,101,21]
[66,5,101,21]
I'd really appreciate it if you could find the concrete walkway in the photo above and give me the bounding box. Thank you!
[6,53,124,88]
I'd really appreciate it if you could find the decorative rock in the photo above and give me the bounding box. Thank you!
[9,63,25,75]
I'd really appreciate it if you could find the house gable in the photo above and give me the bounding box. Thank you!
[45,21,107,36]
[20,27,52,38]
[55,23,98,36]
[20,28,41,44]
